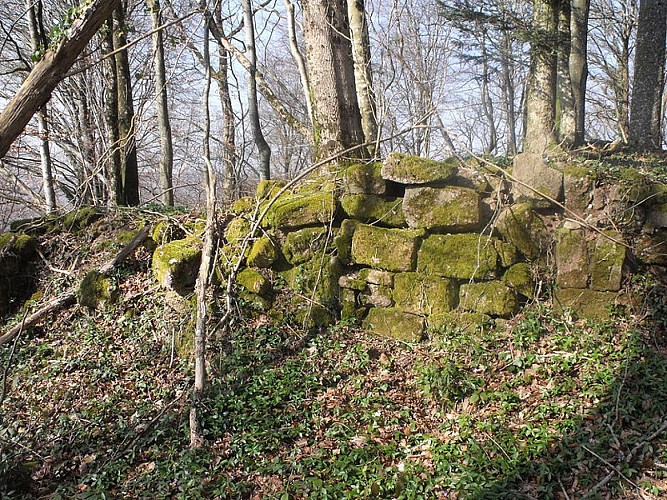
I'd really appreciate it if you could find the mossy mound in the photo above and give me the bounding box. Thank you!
[403,186,481,232]
[152,221,186,245]
[459,281,519,318]
[256,179,287,200]
[152,236,202,295]
[363,307,424,341]
[225,217,252,245]
[61,206,105,232]
[77,270,115,309]
[417,234,499,280]
[381,153,458,185]
[280,257,342,310]
[351,224,424,272]
[237,268,272,298]
[247,236,279,268]
[232,196,256,215]
[393,272,457,315]
[341,194,405,227]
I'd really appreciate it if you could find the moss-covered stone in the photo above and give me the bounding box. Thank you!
[459,281,519,318]
[77,270,115,309]
[647,203,667,229]
[0,233,37,316]
[427,311,492,332]
[334,219,357,265]
[340,288,361,321]
[634,231,667,266]
[393,272,457,315]
[232,196,256,215]
[403,186,481,232]
[152,236,202,295]
[358,268,394,286]
[344,162,386,195]
[62,206,104,232]
[494,240,519,268]
[363,307,424,341]
[359,284,393,308]
[417,233,499,279]
[591,232,626,292]
[247,236,279,268]
[351,224,424,272]
[496,203,549,260]
[555,226,589,289]
[554,288,622,321]
[237,268,272,297]
[341,194,406,227]
[339,273,367,290]
[294,304,335,329]
[381,153,458,184]
[152,221,185,245]
[512,153,563,206]
[283,227,330,265]
[224,217,252,245]
[281,257,342,309]
[502,263,534,298]
[262,191,337,229]
[563,166,593,216]
[256,179,287,200]
[239,291,272,311]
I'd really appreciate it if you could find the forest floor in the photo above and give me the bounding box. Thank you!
[0,209,666,499]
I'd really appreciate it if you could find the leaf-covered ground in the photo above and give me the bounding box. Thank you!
[1,211,666,499]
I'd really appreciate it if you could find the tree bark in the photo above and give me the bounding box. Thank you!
[148,0,174,206]
[301,0,366,162]
[500,32,518,155]
[243,0,271,180]
[524,0,559,154]
[103,19,122,207]
[0,0,121,159]
[347,0,378,154]
[630,0,667,150]
[569,0,589,146]
[113,3,140,206]
[283,0,314,127]
[556,0,577,147]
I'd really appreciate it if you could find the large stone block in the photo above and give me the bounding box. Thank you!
[403,186,481,232]
[351,224,424,272]
[381,153,458,184]
[247,236,279,268]
[363,307,424,341]
[343,162,386,195]
[341,194,406,227]
[152,236,202,295]
[459,281,519,318]
[280,257,342,310]
[555,225,589,289]
[563,166,593,216]
[282,227,329,265]
[554,288,622,321]
[496,203,549,260]
[262,191,337,229]
[393,272,458,315]
[417,233,499,279]
[502,263,535,298]
[591,232,626,292]
[512,153,563,206]
[427,311,492,332]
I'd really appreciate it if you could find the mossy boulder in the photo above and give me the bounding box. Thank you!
[152,236,202,295]
[61,206,104,232]
[0,233,37,316]
[334,219,357,265]
[363,307,424,341]
[403,186,481,232]
[427,311,492,332]
[262,191,337,230]
[341,194,406,227]
[417,233,499,279]
[381,153,458,184]
[281,257,342,309]
[344,162,386,195]
[554,288,622,321]
[494,240,519,268]
[256,179,287,200]
[512,153,563,206]
[459,281,519,318]
[359,284,393,308]
[555,225,589,289]
[358,268,394,286]
[237,268,272,298]
[393,272,457,315]
[247,236,279,268]
[502,263,534,298]
[232,196,256,215]
[496,203,549,260]
[77,270,115,309]
[224,217,252,245]
[591,232,626,292]
[351,224,424,272]
[152,221,185,245]
[283,227,330,265]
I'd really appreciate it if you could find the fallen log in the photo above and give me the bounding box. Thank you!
[0,225,150,346]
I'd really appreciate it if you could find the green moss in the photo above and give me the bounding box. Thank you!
[427,311,491,333]
[262,191,337,229]
[62,206,103,231]
[403,186,481,231]
[340,289,362,322]
[232,196,256,215]
[0,233,35,258]
[280,257,342,309]
[562,164,591,178]
[381,153,458,184]
[256,179,287,200]
[351,224,424,272]
[152,236,202,295]
[417,234,499,279]
[283,227,330,265]
[338,273,367,290]
[237,268,272,298]
[554,288,622,321]
[77,270,115,309]
[363,307,424,342]
[224,217,252,245]
[334,219,357,265]
[343,162,386,195]
[152,221,185,244]
[497,203,549,260]
[340,194,406,227]
[393,272,457,315]
[294,304,335,329]
[494,240,519,268]
[590,232,626,292]
[459,281,519,318]
[247,236,279,268]
[502,263,534,298]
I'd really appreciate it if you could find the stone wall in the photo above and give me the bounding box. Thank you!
[152,153,667,340]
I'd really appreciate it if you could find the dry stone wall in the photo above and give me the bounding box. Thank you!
[151,153,667,341]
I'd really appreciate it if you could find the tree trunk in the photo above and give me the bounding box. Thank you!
[243,0,271,180]
[148,0,174,206]
[113,3,140,206]
[0,0,121,159]
[570,0,589,146]
[500,32,518,156]
[480,33,497,155]
[103,19,122,207]
[556,0,577,147]
[283,0,313,127]
[302,0,366,162]
[630,0,667,150]
[524,0,559,154]
[347,0,378,155]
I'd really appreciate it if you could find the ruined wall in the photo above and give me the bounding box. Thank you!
[153,153,667,340]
